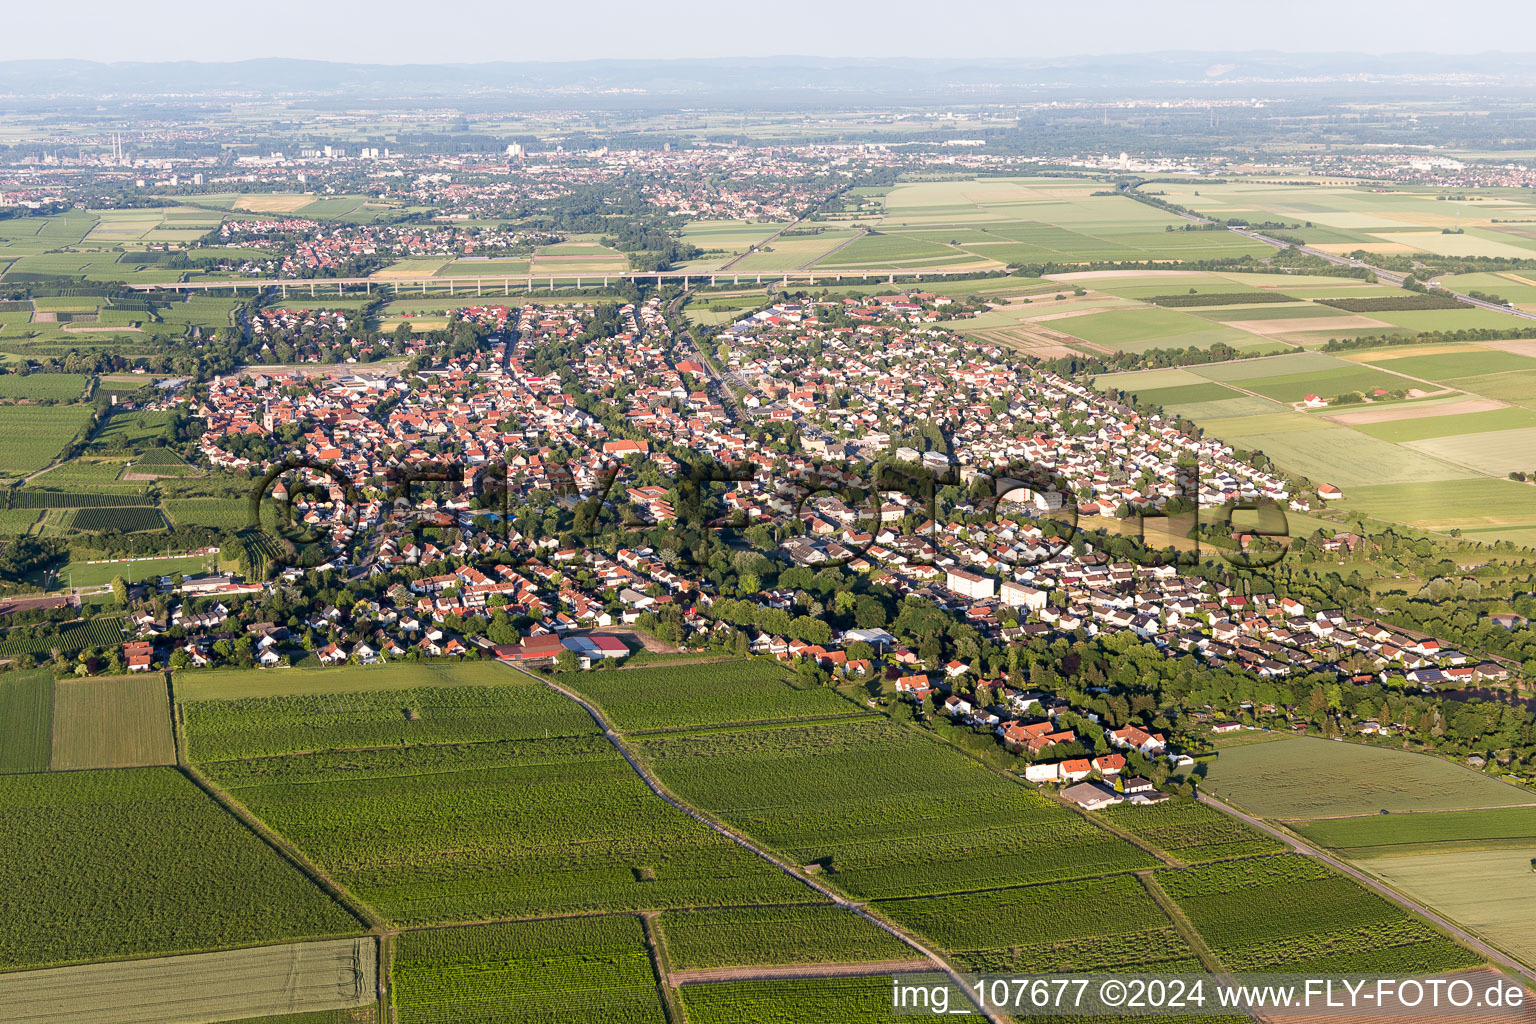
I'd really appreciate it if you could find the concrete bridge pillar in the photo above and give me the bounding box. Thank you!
[310,282,316,297]
[477,279,482,297]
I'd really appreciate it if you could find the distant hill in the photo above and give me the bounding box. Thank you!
[3,53,1536,106]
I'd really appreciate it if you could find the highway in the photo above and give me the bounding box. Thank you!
[124,265,987,294]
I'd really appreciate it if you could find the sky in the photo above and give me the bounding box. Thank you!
[8,0,1536,64]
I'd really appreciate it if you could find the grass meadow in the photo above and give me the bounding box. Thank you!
[1201,734,1529,818]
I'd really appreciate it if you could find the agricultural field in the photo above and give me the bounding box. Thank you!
[0,670,54,774]
[529,240,629,275]
[825,178,1272,270]
[1439,271,1536,313]
[182,679,596,760]
[679,975,929,1024]
[659,905,913,971]
[24,457,140,489]
[163,495,253,530]
[50,674,176,770]
[679,220,778,267]
[1152,181,1536,258]
[1330,841,1536,971]
[0,938,377,1024]
[68,505,166,532]
[1295,806,1536,851]
[1098,799,1284,862]
[192,193,390,222]
[0,615,128,658]
[176,658,523,701]
[634,718,1156,899]
[1287,806,1536,971]
[1157,855,1482,974]
[202,736,810,925]
[89,408,180,450]
[393,916,663,1024]
[0,405,94,478]
[1094,340,1536,536]
[873,874,1199,974]
[9,489,151,508]
[558,659,870,732]
[729,228,867,273]
[0,767,362,970]
[0,373,89,401]
[1200,734,1530,818]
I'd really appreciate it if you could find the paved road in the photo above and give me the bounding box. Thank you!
[1197,792,1534,980]
[516,665,1004,1022]
[665,290,752,423]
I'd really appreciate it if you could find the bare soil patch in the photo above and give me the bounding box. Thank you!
[1323,397,1506,425]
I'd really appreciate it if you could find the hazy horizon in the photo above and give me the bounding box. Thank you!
[8,0,1536,64]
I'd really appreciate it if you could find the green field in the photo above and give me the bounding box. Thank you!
[0,405,94,478]
[0,373,89,401]
[1202,735,1530,818]
[0,767,361,969]
[393,916,664,1024]
[202,736,808,925]
[1051,307,1254,353]
[1158,855,1481,974]
[659,905,912,971]
[1092,340,1536,536]
[1098,799,1285,863]
[50,674,176,770]
[25,456,143,489]
[183,679,595,760]
[0,670,54,773]
[873,874,1199,974]
[680,975,919,1024]
[634,718,1155,900]
[560,660,870,733]
[176,659,532,701]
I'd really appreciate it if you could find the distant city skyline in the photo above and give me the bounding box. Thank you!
[9,0,1536,64]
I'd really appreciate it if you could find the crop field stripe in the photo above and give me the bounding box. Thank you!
[0,671,53,774]
[50,674,176,771]
[180,759,387,934]
[1135,871,1226,975]
[0,937,378,1024]
[0,768,366,971]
